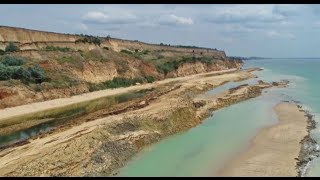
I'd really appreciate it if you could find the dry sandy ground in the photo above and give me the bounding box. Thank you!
[218,102,307,177]
[0,68,238,123]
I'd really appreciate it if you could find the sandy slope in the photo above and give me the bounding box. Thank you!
[219,102,308,177]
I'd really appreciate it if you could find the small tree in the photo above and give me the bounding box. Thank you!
[5,42,19,52]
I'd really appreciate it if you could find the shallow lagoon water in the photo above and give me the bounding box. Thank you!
[118,59,310,176]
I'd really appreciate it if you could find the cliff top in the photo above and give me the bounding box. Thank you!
[0,25,222,52]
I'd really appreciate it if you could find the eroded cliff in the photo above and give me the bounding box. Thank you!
[0,26,243,108]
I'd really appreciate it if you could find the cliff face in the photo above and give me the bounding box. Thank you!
[0,26,77,43]
[167,59,242,78]
[0,26,227,59]
[0,26,242,108]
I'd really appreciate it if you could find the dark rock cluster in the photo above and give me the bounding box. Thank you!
[296,108,320,177]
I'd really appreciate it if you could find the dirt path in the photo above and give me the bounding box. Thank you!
[0,68,239,123]
[218,102,308,176]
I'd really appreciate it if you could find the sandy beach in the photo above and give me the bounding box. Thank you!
[219,102,308,177]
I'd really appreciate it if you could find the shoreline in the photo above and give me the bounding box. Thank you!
[218,102,310,177]
[295,105,320,176]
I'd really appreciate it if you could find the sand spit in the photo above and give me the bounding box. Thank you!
[219,102,309,177]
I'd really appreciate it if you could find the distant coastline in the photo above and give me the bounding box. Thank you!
[228,56,320,61]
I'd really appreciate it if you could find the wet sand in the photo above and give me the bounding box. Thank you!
[219,102,308,177]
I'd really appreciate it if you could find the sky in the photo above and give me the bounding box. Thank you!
[1,4,320,58]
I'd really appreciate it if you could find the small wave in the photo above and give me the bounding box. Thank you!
[275,74,307,81]
[301,160,312,177]
[301,104,315,114]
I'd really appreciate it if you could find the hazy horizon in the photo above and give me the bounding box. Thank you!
[1,4,320,58]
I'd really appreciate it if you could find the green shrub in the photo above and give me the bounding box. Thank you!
[120,49,133,54]
[156,56,214,74]
[27,65,49,83]
[156,61,178,74]
[142,49,150,55]
[144,76,155,83]
[0,60,48,84]
[12,67,31,81]
[120,49,148,59]
[75,35,102,46]
[5,42,19,52]
[0,56,25,66]
[0,49,5,55]
[88,76,154,91]
[0,63,14,80]
[43,46,71,52]
[103,77,144,89]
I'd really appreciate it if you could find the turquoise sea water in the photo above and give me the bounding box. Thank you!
[118,59,320,177]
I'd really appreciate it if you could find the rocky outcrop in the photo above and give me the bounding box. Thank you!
[296,108,320,177]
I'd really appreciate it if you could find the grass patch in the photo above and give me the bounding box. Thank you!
[120,49,150,59]
[82,50,107,62]
[42,46,71,52]
[56,55,78,64]
[49,74,80,88]
[88,76,156,91]
[156,56,216,74]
